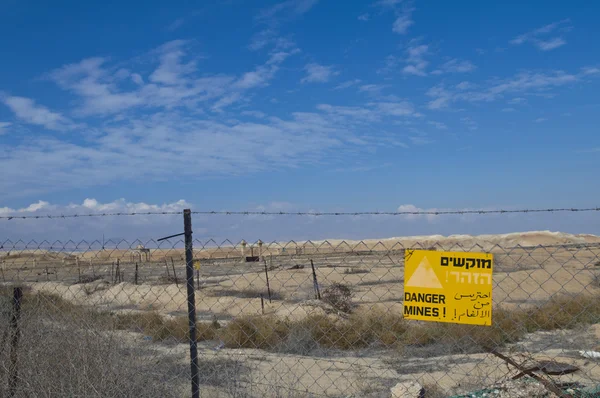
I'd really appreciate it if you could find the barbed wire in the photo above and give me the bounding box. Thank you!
[1,206,600,220]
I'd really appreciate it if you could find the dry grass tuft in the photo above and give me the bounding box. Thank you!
[322,283,354,313]
[221,315,290,349]
[13,290,600,356]
[344,267,370,275]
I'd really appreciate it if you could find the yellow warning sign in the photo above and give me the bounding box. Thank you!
[193,259,201,270]
[404,249,493,326]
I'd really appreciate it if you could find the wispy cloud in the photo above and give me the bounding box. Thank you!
[402,41,429,76]
[534,117,547,123]
[334,79,362,90]
[432,59,476,75]
[392,12,413,34]
[46,40,298,116]
[240,110,266,119]
[510,19,571,51]
[460,117,478,130]
[1,95,73,130]
[166,18,186,31]
[256,0,320,24]
[508,97,527,105]
[0,121,11,135]
[377,55,401,75]
[582,67,600,76]
[301,63,339,83]
[358,13,370,21]
[358,84,389,95]
[537,37,566,51]
[427,69,589,110]
[428,121,447,130]
[373,0,415,35]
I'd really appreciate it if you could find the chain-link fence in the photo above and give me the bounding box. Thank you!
[2,229,600,397]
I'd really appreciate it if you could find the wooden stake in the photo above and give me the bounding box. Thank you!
[311,259,321,300]
[171,258,178,286]
[264,259,272,303]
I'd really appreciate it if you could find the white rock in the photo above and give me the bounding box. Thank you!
[390,381,424,398]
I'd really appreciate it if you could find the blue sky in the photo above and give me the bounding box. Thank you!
[1,0,599,240]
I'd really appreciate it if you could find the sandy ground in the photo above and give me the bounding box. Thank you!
[2,230,600,397]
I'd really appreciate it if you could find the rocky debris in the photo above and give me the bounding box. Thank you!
[390,381,425,398]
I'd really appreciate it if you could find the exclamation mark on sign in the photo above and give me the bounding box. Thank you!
[443,308,446,318]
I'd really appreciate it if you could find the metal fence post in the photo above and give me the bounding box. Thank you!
[184,209,200,398]
[8,287,23,398]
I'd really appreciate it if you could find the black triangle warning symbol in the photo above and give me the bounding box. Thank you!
[406,257,443,289]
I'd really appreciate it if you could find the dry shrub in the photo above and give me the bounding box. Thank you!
[525,294,600,331]
[0,297,184,397]
[322,283,354,313]
[423,383,447,398]
[221,315,289,349]
[113,311,220,342]
[220,309,407,351]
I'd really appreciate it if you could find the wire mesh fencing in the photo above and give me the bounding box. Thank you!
[2,235,600,397]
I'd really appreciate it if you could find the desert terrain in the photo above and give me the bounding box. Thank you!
[2,230,600,397]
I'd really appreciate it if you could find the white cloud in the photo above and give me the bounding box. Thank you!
[240,110,266,119]
[301,63,339,83]
[508,97,527,105]
[256,0,320,23]
[428,121,447,130]
[0,122,11,135]
[149,40,197,85]
[131,73,144,85]
[402,42,429,76]
[2,199,600,242]
[510,19,571,51]
[46,40,298,116]
[248,29,280,51]
[358,84,389,94]
[534,117,547,123]
[537,37,566,51]
[234,66,279,89]
[582,67,600,75]
[334,79,362,90]
[370,101,418,117]
[1,95,73,130]
[427,69,588,110]
[166,18,185,32]
[456,81,475,90]
[392,14,413,34]
[358,13,370,21]
[397,204,439,222]
[0,198,192,216]
[0,98,401,198]
[432,59,476,75]
[460,117,478,131]
[377,55,400,75]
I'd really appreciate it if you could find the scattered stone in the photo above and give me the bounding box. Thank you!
[390,381,425,398]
